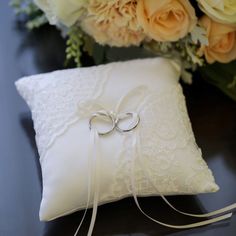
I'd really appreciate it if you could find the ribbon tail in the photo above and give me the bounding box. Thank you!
[130,133,233,230]
[88,129,100,236]
[132,189,232,229]
[135,132,236,218]
[74,129,100,236]
[73,129,94,236]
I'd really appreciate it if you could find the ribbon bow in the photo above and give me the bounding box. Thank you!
[74,86,236,236]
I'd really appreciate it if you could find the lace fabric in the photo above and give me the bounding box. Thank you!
[113,85,217,199]
[16,66,111,159]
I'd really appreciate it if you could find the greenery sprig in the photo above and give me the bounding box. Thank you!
[10,0,47,30]
[65,27,84,67]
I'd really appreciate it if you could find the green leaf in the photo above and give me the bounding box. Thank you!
[199,61,236,101]
[104,46,154,63]
[190,25,208,46]
[92,44,106,65]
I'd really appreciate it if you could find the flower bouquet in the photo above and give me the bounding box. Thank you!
[11,0,236,100]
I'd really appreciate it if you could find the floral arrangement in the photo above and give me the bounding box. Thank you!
[11,0,236,100]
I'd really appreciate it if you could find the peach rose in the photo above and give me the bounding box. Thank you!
[198,15,236,64]
[136,0,197,42]
[81,0,145,47]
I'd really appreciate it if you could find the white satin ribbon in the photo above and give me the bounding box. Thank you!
[74,86,236,236]
[130,132,235,229]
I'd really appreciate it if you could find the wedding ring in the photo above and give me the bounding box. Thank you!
[115,112,140,133]
[89,111,115,136]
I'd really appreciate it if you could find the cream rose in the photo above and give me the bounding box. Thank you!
[81,0,145,47]
[136,0,197,42]
[198,15,236,63]
[34,0,87,26]
[198,0,236,25]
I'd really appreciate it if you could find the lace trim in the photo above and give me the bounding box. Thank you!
[17,66,111,159]
[113,85,217,198]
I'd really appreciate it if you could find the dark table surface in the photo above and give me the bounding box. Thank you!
[1,2,236,236]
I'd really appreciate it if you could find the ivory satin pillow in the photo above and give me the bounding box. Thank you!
[16,58,219,221]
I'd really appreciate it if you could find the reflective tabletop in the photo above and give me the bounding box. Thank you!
[0,2,236,236]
